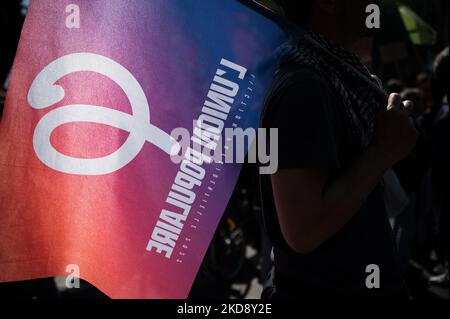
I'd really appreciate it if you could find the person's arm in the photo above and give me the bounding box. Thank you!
[271,94,418,254]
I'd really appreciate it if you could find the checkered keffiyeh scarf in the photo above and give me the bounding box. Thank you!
[285,31,382,148]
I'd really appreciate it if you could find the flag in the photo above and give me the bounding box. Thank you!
[0,0,291,298]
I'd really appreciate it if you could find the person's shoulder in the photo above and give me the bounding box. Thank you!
[272,64,334,101]
[279,64,323,81]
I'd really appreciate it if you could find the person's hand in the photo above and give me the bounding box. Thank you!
[372,93,419,168]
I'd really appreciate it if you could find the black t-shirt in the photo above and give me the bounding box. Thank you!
[260,64,407,298]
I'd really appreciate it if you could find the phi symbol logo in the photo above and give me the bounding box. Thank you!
[28,53,180,175]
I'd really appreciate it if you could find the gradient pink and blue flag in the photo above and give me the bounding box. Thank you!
[0,0,294,298]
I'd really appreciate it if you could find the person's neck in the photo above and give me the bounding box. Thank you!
[308,20,357,51]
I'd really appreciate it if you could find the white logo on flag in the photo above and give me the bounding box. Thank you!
[28,53,180,175]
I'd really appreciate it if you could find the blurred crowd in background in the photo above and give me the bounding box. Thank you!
[0,0,448,299]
